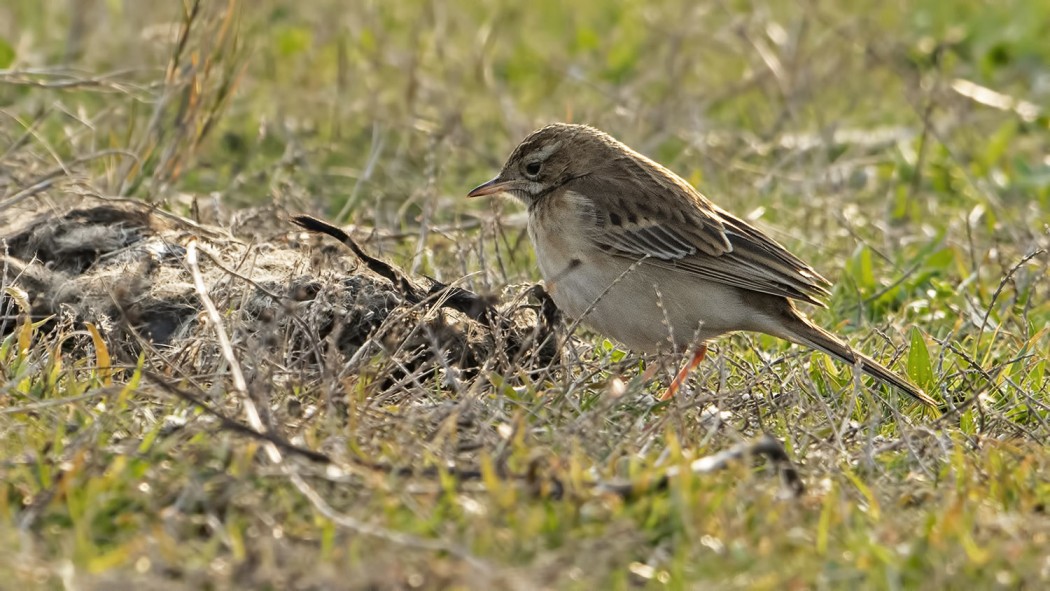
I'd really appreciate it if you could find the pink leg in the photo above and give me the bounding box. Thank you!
[660,344,708,400]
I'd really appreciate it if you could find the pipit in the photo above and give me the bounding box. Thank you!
[468,123,936,407]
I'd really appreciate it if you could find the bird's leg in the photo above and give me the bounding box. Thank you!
[660,343,708,400]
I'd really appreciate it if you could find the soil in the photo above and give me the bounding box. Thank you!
[0,199,560,385]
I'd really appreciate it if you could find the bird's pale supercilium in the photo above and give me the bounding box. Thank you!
[468,123,936,407]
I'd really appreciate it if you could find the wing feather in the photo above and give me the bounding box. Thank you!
[564,164,832,306]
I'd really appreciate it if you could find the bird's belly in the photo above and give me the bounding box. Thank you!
[538,252,747,353]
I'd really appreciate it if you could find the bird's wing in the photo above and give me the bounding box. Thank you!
[565,158,832,306]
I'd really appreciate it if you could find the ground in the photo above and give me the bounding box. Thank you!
[1,0,1049,589]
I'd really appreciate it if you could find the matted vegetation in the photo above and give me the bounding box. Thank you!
[1,0,1049,588]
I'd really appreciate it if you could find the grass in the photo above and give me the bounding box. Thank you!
[2,0,1049,588]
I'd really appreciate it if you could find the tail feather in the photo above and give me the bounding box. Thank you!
[771,313,938,408]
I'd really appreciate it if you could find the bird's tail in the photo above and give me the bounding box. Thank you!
[768,311,938,408]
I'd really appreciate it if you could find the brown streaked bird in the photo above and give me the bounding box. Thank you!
[468,123,937,407]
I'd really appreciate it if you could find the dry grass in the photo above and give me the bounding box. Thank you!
[1,0,1049,589]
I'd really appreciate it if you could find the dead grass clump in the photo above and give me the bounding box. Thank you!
[0,199,557,386]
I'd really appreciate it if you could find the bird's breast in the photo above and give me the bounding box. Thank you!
[527,190,599,294]
[526,193,750,351]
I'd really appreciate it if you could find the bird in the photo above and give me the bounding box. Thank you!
[467,123,937,407]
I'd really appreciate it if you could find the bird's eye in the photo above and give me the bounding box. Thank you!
[524,161,542,177]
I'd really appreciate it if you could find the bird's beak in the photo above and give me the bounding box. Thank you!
[467,176,514,198]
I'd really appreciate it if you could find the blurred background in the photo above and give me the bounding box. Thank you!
[3,0,1047,224]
